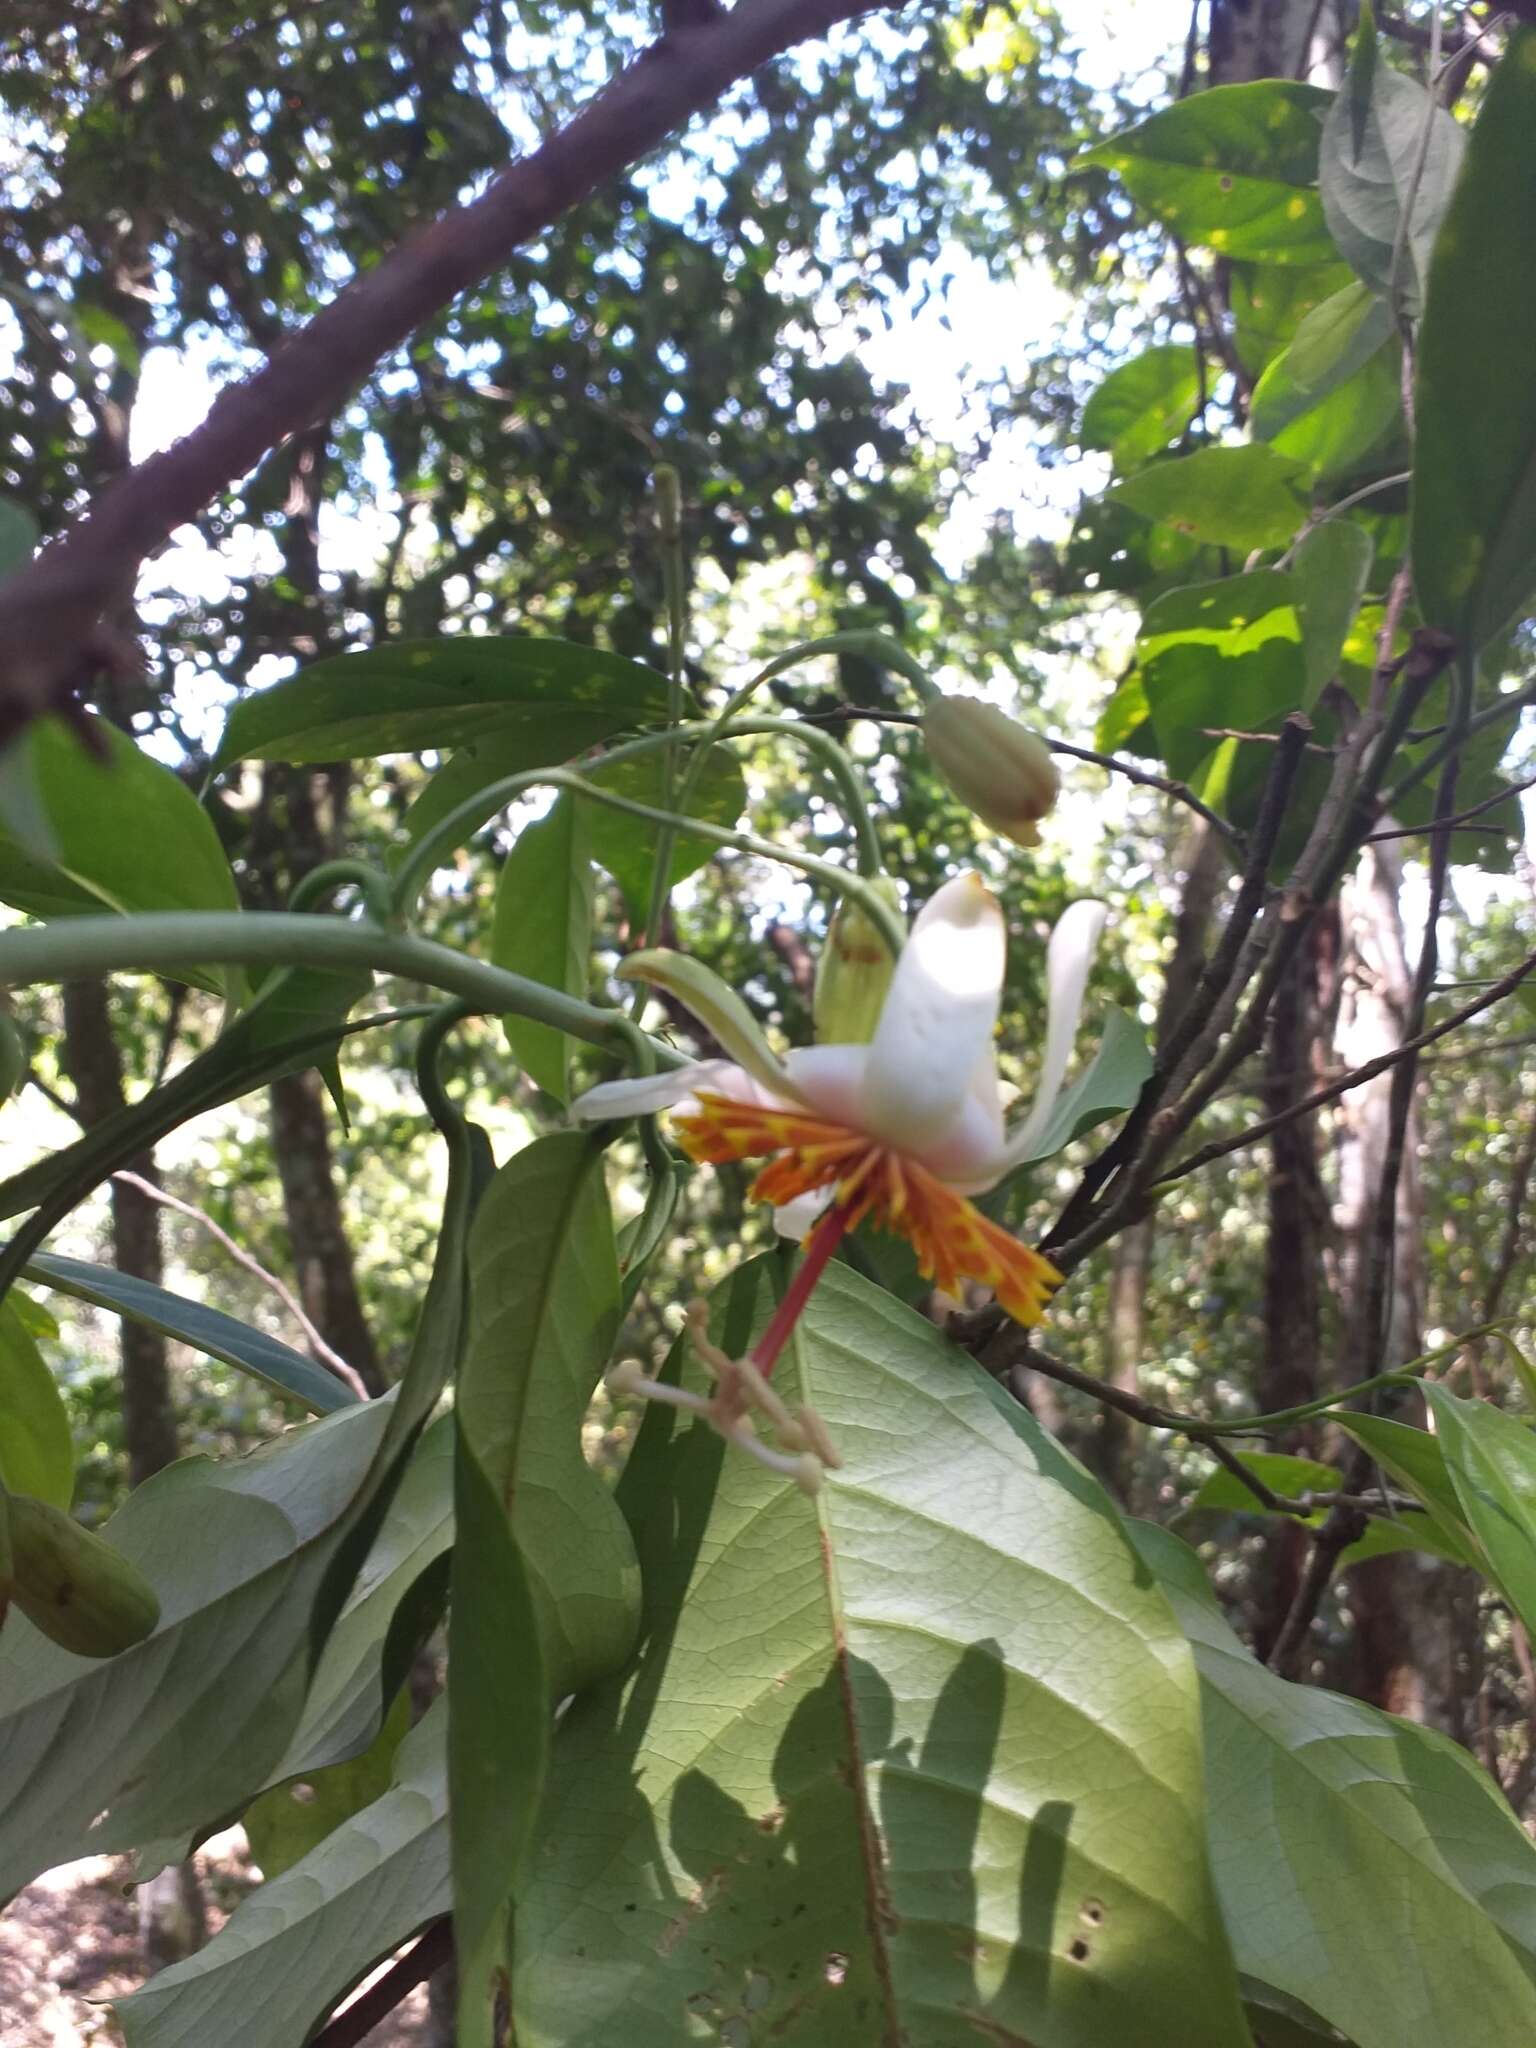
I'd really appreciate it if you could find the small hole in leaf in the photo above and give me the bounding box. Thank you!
[825,1953,849,1987]
[291,1783,317,1805]
[1080,1898,1105,1927]
[1068,1938,1090,1963]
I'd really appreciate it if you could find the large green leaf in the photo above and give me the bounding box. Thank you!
[25,1251,358,1416]
[1184,1448,1468,1569]
[1083,83,1335,264]
[256,1415,453,1790]
[1138,571,1305,792]
[456,1132,637,1702]
[1337,1412,1483,1569]
[451,1132,630,2045]
[1133,1522,1536,2048]
[0,716,241,996]
[212,636,669,770]
[1018,1005,1154,1163]
[116,1702,451,2048]
[1295,520,1374,702]
[0,1295,73,1507]
[1413,30,1536,650]
[1251,284,1403,482]
[1110,447,1310,554]
[1230,262,1357,379]
[1423,1385,1536,1634]
[515,1259,1251,2047]
[244,1687,412,1880]
[493,794,593,1104]
[1082,346,1203,470]
[0,1395,394,1896]
[403,737,746,915]
[1319,3,1466,310]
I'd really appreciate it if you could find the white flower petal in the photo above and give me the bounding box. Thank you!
[996,899,1107,1170]
[772,1188,835,1240]
[569,1058,750,1123]
[859,872,1006,1152]
[781,1043,870,1124]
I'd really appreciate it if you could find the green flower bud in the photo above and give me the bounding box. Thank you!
[815,879,903,1045]
[923,695,1059,848]
[8,1495,160,1659]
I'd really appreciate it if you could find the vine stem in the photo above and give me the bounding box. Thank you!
[392,717,888,925]
[0,912,687,1060]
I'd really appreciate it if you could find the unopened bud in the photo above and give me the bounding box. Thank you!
[923,696,1059,848]
[814,879,903,1045]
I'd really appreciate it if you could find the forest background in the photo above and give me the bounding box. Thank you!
[1,0,1534,2043]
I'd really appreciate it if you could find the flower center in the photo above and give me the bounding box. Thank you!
[674,1091,1062,1331]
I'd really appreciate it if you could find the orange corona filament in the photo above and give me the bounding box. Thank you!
[674,1092,1061,1328]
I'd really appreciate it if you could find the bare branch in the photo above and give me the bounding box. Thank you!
[111,1168,370,1400]
[0,0,876,736]
[1155,949,1536,1185]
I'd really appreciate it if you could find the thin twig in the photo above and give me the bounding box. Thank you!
[1156,948,1536,1184]
[310,1920,454,2048]
[1365,771,1535,843]
[111,1167,370,1399]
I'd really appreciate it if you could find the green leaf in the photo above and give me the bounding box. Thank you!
[456,1132,637,1701]
[515,1259,1251,2046]
[583,747,746,918]
[1320,2,1466,309]
[1081,346,1203,470]
[0,497,39,577]
[257,1415,454,1788]
[1230,262,1357,378]
[213,636,669,771]
[1185,1452,1465,1568]
[493,795,593,1104]
[25,1252,358,1416]
[1336,1412,1482,1568]
[116,1703,450,2048]
[1133,1521,1536,2048]
[1188,1451,1341,1515]
[0,716,241,996]
[1110,447,1310,554]
[1138,571,1305,791]
[0,1296,73,1508]
[1423,1385,1536,1633]
[0,730,60,864]
[1019,1006,1153,1162]
[1250,284,1403,481]
[451,1432,550,2048]
[1295,520,1375,701]
[244,1686,411,1880]
[403,737,746,915]
[0,1394,395,1896]
[452,1132,627,2045]
[1413,30,1536,650]
[1083,82,1335,264]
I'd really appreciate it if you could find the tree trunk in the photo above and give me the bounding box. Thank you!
[269,1067,385,1394]
[1210,0,1351,82]
[1094,823,1227,1501]
[1249,914,1339,1660]
[1331,846,1467,1732]
[60,980,178,1486]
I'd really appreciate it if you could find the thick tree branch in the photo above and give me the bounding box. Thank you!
[0,0,874,735]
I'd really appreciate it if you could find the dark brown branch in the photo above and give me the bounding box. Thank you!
[1156,949,1536,1184]
[1043,713,1312,1258]
[1364,771,1535,843]
[311,1919,454,2048]
[0,0,874,736]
